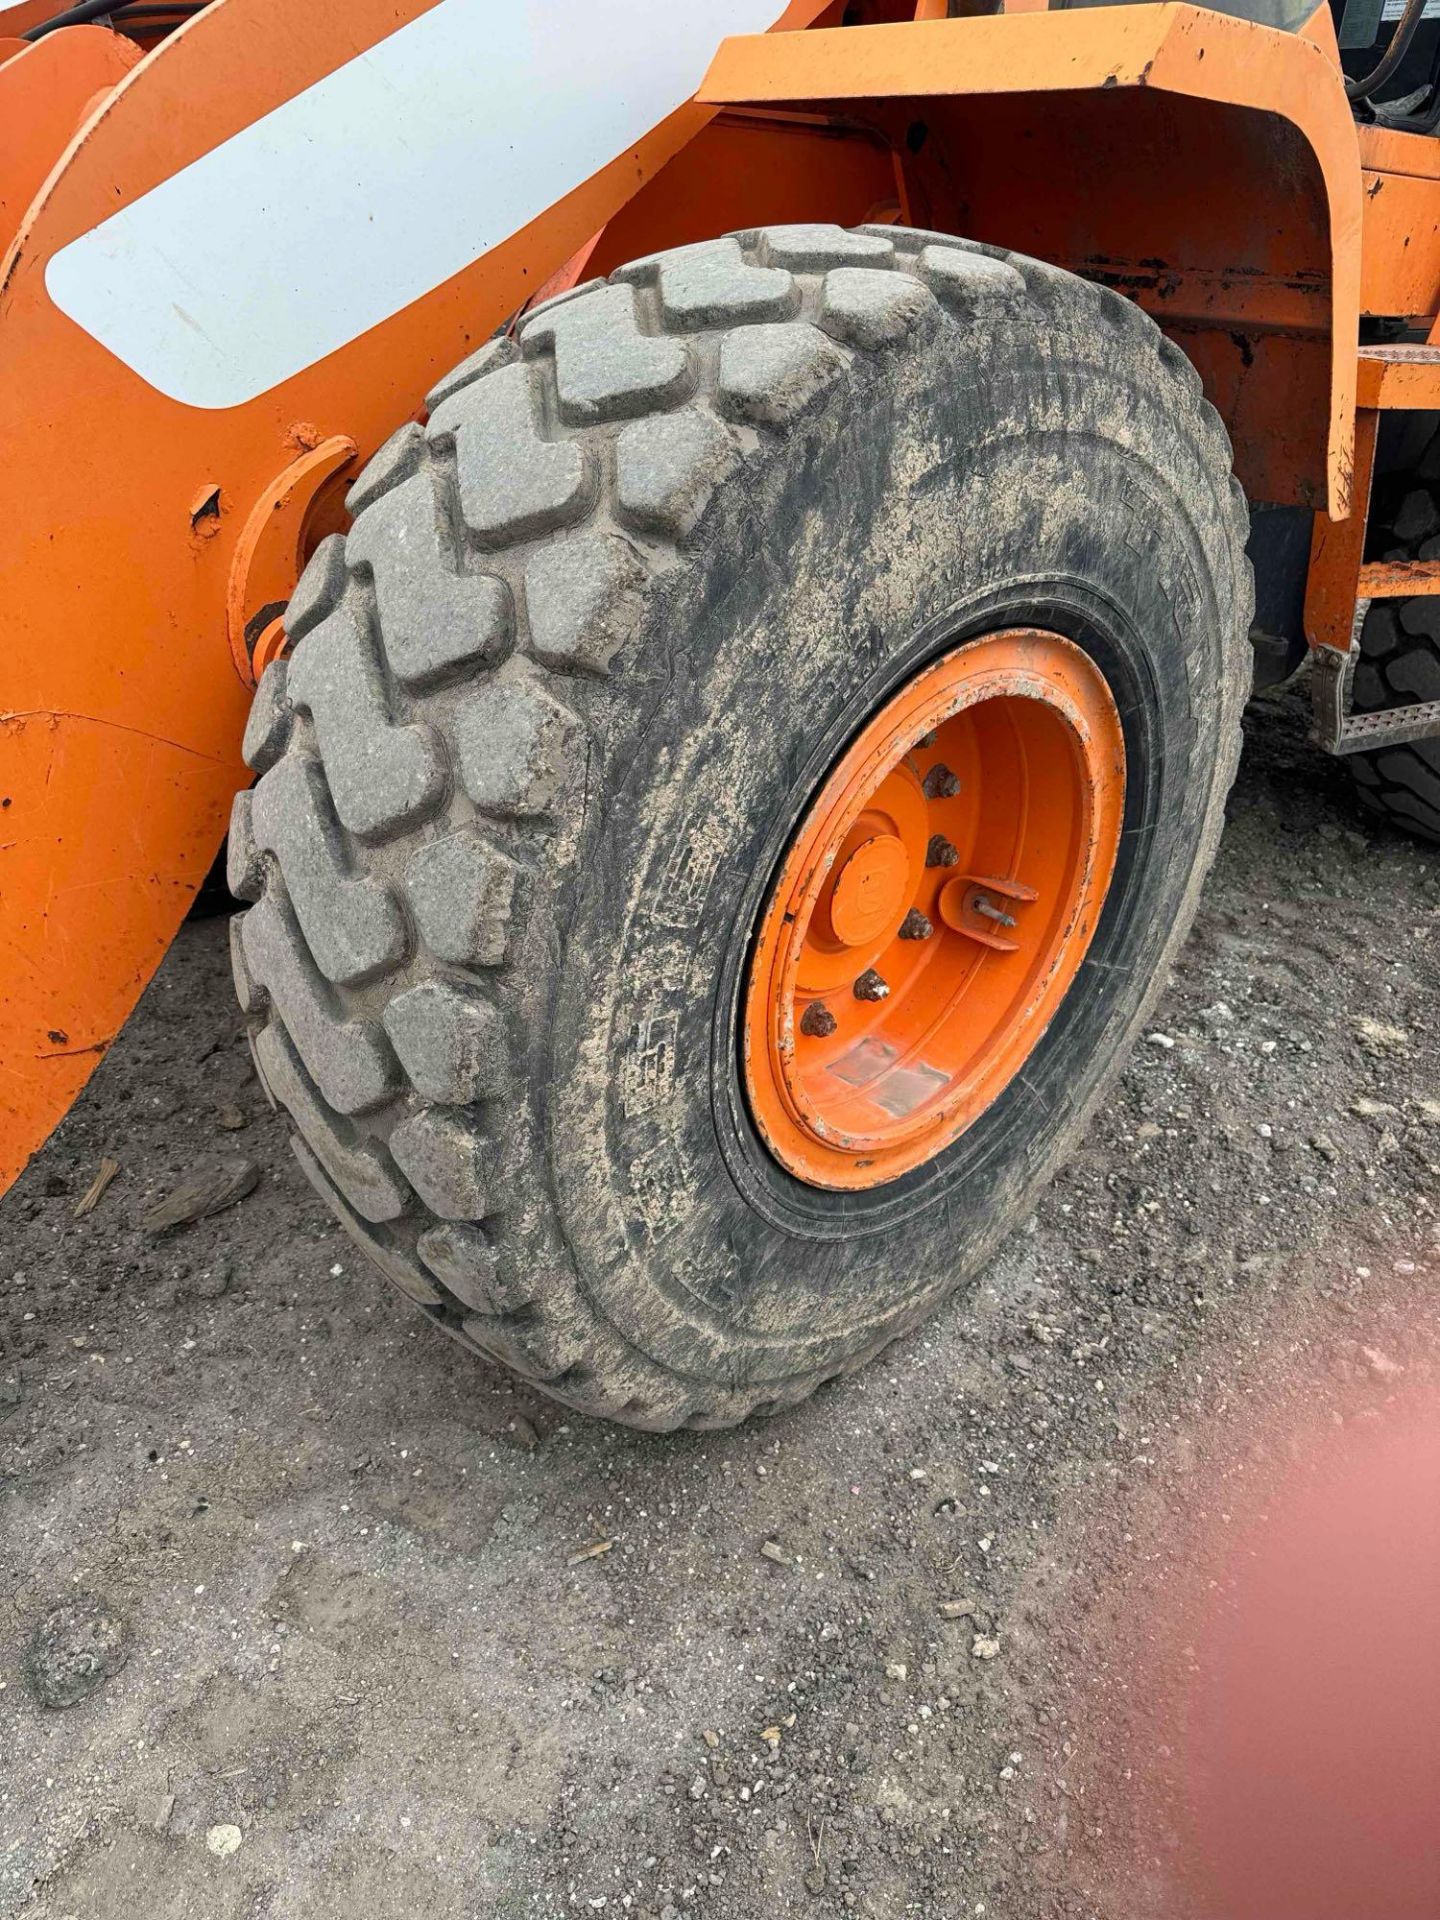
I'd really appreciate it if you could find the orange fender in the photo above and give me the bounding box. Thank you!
[701,3,1364,519]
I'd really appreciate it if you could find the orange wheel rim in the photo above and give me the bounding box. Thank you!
[743,629,1126,1190]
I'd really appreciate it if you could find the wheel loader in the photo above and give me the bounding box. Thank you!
[3,0,1439,1427]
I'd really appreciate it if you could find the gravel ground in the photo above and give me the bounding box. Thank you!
[3,687,1438,1920]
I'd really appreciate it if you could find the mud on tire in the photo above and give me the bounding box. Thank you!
[228,224,1253,1428]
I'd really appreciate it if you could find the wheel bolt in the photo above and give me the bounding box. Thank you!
[926,834,959,868]
[899,908,933,940]
[854,969,890,1001]
[973,895,1017,928]
[800,1001,838,1038]
[922,763,961,799]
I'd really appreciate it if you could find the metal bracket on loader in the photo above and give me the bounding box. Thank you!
[1310,644,1440,755]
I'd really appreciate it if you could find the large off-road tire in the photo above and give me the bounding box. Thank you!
[228,224,1252,1429]
[1349,441,1440,841]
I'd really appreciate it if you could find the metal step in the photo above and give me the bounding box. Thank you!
[1310,642,1440,754]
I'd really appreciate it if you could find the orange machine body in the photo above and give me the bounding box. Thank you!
[2,0,1436,1191]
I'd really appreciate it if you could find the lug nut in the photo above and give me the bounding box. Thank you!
[853,969,890,1002]
[926,834,959,868]
[899,908,933,940]
[800,1001,838,1038]
[973,895,1017,928]
[922,763,961,799]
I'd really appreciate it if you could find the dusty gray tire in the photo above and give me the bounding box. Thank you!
[1350,458,1440,841]
[228,224,1252,1429]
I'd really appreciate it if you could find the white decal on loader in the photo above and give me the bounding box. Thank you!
[46,0,782,410]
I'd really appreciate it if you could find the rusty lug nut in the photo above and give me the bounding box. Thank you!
[973,895,1018,928]
[926,834,959,868]
[800,1001,839,1039]
[898,908,933,940]
[853,969,890,1002]
[922,763,961,799]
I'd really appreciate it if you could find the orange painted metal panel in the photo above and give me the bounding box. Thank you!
[699,3,1364,518]
[857,80,1334,509]
[0,0,79,31]
[1358,121,1440,182]
[1361,170,1440,322]
[592,111,900,275]
[0,26,141,254]
[1305,408,1378,654]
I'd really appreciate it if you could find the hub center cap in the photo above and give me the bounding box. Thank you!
[825,833,910,948]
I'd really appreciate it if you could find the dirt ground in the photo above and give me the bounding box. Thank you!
[3,686,1438,1920]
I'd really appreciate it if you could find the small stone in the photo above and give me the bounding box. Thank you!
[140,1157,259,1233]
[885,1662,908,1681]
[1146,1032,1175,1050]
[146,1791,176,1833]
[1310,1134,1340,1162]
[206,1823,243,1857]
[938,1597,979,1620]
[971,1635,1001,1661]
